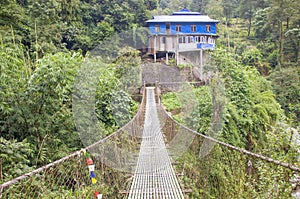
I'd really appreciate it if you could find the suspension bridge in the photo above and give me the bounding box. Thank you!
[1,83,300,198]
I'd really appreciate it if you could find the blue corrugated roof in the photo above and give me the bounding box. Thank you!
[172,8,201,15]
[179,8,190,12]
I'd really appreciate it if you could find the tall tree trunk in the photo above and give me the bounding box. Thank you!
[277,21,284,70]
[247,16,252,37]
[0,159,2,182]
[226,21,231,49]
[297,40,300,65]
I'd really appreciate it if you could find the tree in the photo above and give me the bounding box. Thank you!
[0,0,29,44]
[241,47,270,75]
[239,0,255,36]
[213,49,282,149]
[145,0,158,10]
[269,67,300,126]
[0,48,84,166]
[0,138,33,182]
[263,0,300,68]
[0,44,30,140]
[252,8,272,40]
[284,28,300,64]
[204,0,223,20]
[221,0,240,25]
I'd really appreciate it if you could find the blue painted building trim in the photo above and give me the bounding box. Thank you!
[146,9,219,54]
[148,22,217,35]
[197,43,215,50]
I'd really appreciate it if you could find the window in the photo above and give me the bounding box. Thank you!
[188,36,194,43]
[179,36,186,43]
[162,37,166,44]
[166,23,170,29]
[166,23,170,34]
[200,36,207,43]
[193,36,196,43]
[206,25,211,32]
[191,25,196,32]
[155,25,160,32]
[208,37,211,44]
[179,37,182,43]
[208,37,215,44]
[176,25,181,32]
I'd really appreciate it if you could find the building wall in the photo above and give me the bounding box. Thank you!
[149,22,166,34]
[148,35,216,53]
[148,22,217,35]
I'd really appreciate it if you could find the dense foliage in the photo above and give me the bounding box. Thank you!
[1,0,299,197]
[0,0,157,55]
[0,45,141,183]
[0,0,153,183]
[158,0,299,132]
[158,0,299,197]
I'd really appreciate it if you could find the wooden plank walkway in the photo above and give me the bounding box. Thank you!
[128,87,184,199]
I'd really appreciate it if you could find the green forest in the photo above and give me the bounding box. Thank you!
[0,0,299,197]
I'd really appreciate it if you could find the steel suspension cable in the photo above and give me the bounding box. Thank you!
[160,103,300,172]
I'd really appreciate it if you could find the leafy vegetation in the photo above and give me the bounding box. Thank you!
[161,92,181,112]
[0,45,141,183]
[0,0,153,183]
[158,1,299,197]
[0,0,157,55]
[162,47,296,199]
[268,67,300,126]
[0,0,299,197]
[159,0,299,136]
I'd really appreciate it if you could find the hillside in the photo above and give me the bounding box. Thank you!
[0,0,299,196]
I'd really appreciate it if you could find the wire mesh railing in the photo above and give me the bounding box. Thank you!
[2,82,300,198]
[156,99,300,198]
[0,87,146,199]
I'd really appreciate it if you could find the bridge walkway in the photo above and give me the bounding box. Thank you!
[128,87,184,199]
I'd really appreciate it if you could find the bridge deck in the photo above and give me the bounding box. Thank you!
[128,87,184,199]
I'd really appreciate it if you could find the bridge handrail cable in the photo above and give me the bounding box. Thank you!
[160,104,300,172]
[0,84,147,190]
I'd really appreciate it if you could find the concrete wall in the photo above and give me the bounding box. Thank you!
[148,35,216,54]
